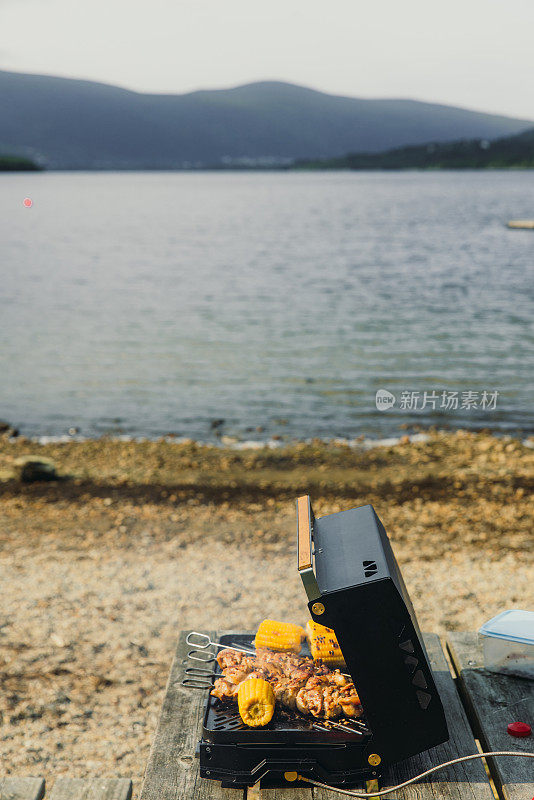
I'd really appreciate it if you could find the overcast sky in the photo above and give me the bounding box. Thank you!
[2,0,534,119]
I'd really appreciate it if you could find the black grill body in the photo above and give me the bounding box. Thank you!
[197,499,449,788]
[305,503,449,765]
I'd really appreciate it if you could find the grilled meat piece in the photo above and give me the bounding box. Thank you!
[295,674,361,719]
[211,647,363,720]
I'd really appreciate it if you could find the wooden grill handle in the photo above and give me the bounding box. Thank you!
[297,495,313,571]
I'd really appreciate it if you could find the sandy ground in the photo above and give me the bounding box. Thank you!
[0,430,532,797]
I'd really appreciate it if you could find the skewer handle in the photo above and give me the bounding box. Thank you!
[188,649,217,663]
[185,666,216,679]
[181,678,213,689]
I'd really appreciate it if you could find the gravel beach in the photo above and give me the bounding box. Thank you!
[0,430,532,797]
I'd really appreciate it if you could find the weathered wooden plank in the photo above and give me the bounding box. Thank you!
[447,631,534,800]
[139,630,244,800]
[260,785,312,800]
[314,634,495,800]
[47,778,132,800]
[0,778,45,800]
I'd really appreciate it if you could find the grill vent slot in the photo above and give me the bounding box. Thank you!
[362,560,378,577]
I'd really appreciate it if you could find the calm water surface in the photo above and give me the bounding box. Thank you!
[1,170,533,440]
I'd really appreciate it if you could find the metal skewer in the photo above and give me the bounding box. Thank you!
[313,721,364,736]
[332,719,369,733]
[313,723,333,733]
[186,631,256,656]
[186,633,351,673]
[342,718,368,730]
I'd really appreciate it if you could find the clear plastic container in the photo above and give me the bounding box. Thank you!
[479,610,534,680]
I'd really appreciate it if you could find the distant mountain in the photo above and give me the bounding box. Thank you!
[0,70,532,169]
[296,127,534,170]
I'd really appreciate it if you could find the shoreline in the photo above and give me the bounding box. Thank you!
[6,427,534,451]
[1,427,532,552]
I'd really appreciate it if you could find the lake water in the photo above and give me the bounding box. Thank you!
[1,170,533,442]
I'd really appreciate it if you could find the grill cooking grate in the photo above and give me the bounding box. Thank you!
[200,634,370,744]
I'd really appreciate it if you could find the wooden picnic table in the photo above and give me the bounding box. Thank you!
[0,778,132,800]
[139,630,533,800]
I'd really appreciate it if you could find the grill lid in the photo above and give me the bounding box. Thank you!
[297,496,449,764]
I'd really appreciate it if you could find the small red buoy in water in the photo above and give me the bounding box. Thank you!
[23,197,33,208]
[507,721,531,738]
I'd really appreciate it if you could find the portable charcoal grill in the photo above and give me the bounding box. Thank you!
[193,496,449,788]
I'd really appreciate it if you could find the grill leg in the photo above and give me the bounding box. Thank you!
[365,778,380,799]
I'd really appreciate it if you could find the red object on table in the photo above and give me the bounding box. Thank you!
[507,721,531,738]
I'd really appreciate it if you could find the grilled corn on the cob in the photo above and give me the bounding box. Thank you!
[237,677,275,727]
[306,620,346,668]
[254,619,305,654]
